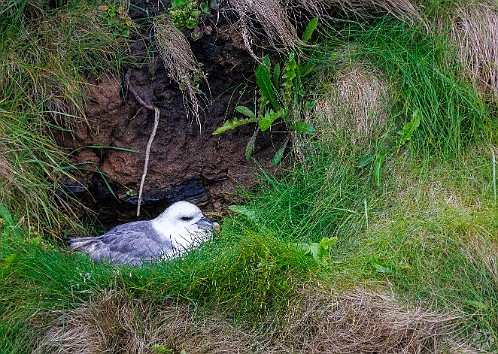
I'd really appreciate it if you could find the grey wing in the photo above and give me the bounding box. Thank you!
[68,222,176,265]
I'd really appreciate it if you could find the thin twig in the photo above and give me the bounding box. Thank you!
[125,70,160,216]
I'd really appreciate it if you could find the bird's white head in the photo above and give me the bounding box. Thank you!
[151,201,217,249]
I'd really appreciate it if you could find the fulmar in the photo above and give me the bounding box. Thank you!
[67,201,217,265]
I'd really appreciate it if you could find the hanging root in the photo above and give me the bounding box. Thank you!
[125,70,160,217]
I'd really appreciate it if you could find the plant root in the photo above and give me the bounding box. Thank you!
[125,70,160,217]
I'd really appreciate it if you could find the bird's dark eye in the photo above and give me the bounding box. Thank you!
[180,216,193,221]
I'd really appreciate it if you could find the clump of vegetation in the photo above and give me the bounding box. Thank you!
[447,3,498,102]
[98,3,133,37]
[154,13,207,126]
[226,0,422,56]
[307,19,487,158]
[0,0,132,235]
[312,63,391,146]
[35,286,470,353]
[1,0,498,353]
[169,0,212,32]
[213,53,316,164]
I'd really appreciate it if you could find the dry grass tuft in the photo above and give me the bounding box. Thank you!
[0,148,18,189]
[462,231,498,286]
[311,62,391,145]
[228,0,301,54]
[224,0,422,56]
[448,3,498,101]
[333,0,422,23]
[35,290,261,354]
[154,14,207,127]
[36,287,472,353]
[36,291,155,353]
[273,287,470,353]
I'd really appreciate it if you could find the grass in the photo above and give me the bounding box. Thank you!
[3,140,497,351]
[0,0,132,236]
[1,6,498,354]
[0,205,318,351]
[307,18,488,157]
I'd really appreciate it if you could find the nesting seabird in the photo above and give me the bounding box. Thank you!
[67,201,217,266]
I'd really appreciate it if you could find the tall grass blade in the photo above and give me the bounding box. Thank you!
[492,146,496,205]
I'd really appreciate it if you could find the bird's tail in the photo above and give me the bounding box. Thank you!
[66,237,99,251]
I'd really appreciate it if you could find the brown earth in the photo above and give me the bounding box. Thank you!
[55,9,282,227]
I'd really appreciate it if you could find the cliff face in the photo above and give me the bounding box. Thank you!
[56,3,281,226]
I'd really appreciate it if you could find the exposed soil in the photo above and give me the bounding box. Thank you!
[55,6,283,227]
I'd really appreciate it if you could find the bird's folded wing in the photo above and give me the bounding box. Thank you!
[69,228,176,265]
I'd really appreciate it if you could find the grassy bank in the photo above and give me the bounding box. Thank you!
[0,0,131,236]
[2,142,497,351]
[1,1,498,353]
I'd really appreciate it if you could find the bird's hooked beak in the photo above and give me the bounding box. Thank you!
[195,217,220,231]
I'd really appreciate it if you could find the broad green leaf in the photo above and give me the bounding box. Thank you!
[319,236,338,250]
[228,205,258,222]
[309,243,322,260]
[295,243,311,252]
[262,55,271,68]
[272,137,289,165]
[259,109,286,131]
[256,55,280,111]
[289,121,316,135]
[171,0,186,7]
[398,110,421,144]
[357,154,375,168]
[371,259,394,274]
[272,63,281,88]
[212,117,257,135]
[245,129,258,161]
[200,2,210,13]
[310,243,329,266]
[235,105,256,119]
[301,17,318,43]
[305,100,315,109]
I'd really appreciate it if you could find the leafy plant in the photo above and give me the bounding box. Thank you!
[213,54,316,164]
[397,110,421,149]
[169,0,212,35]
[301,17,318,43]
[356,110,421,187]
[357,146,388,187]
[295,237,338,267]
[98,4,132,37]
[213,18,319,164]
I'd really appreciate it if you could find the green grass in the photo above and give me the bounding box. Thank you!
[0,0,132,236]
[1,10,498,353]
[3,140,498,351]
[307,19,488,157]
[0,205,318,351]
